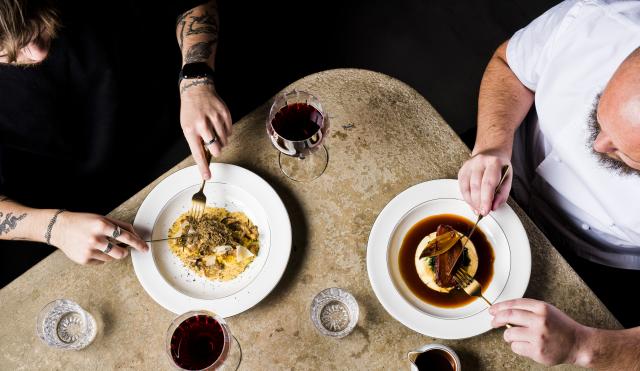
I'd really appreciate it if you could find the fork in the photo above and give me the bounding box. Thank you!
[453,268,492,306]
[454,268,512,328]
[189,145,212,220]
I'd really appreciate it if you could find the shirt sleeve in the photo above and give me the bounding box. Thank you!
[506,0,580,91]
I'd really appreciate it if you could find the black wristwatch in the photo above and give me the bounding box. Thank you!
[179,62,215,86]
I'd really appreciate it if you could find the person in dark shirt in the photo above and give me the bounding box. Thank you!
[0,0,230,267]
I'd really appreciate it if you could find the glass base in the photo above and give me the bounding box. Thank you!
[278,145,328,182]
[218,335,242,371]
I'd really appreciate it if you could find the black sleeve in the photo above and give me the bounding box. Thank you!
[0,145,5,195]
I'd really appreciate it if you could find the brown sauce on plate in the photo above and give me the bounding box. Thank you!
[398,214,495,308]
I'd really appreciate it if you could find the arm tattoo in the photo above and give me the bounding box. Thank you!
[0,212,27,236]
[184,40,215,64]
[177,9,194,50]
[180,77,215,95]
[186,12,218,38]
[177,2,219,53]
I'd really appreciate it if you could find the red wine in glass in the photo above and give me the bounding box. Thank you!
[266,90,330,182]
[269,102,326,156]
[170,314,226,370]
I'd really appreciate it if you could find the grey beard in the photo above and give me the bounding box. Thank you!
[586,100,640,177]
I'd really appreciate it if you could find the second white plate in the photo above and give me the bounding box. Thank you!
[367,179,531,339]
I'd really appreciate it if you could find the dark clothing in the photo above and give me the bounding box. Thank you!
[0,1,203,287]
[0,1,201,211]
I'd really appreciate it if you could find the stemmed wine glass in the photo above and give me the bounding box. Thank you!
[266,90,329,182]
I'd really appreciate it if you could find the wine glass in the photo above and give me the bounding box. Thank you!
[166,311,241,371]
[266,90,329,182]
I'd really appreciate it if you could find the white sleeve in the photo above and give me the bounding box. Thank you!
[506,0,580,91]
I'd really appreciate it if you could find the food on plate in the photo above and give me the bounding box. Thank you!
[398,214,494,308]
[414,225,478,293]
[167,207,259,281]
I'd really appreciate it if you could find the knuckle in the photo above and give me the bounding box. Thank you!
[538,303,549,316]
[195,120,210,132]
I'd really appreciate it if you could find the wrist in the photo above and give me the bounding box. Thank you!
[470,145,513,160]
[179,76,215,96]
[571,325,597,368]
[19,208,57,243]
[44,209,66,246]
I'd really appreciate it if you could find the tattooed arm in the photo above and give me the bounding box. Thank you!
[177,1,232,180]
[0,195,51,242]
[0,195,148,264]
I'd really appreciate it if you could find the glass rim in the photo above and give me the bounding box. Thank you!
[165,310,231,371]
[267,89,326,144]
[35,298,96,350]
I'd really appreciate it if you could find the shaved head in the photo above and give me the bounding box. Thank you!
[592,47,640,175]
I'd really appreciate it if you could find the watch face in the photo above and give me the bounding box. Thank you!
[182,62,214,79]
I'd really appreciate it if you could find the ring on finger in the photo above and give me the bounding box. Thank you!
[111,225,122,239]
[204,135,217,146]
[103,242,113,254]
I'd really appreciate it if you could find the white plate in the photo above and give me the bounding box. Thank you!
[132,163,291,317]
[367,179,530,339]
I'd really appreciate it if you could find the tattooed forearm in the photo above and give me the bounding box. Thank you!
[180,78,214,95]
[184,40,215,64]
[0,212,27,236]
[177,1,219,64]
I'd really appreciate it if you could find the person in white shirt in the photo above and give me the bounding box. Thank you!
[458,0,640,368]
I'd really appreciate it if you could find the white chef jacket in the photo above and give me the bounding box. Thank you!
[506,0,640,269]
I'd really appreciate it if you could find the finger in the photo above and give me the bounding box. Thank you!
[210,114,229,147]
[199,120,222,156]
[503,326,536,343]
[89,250,115,262]
[480,162,500,216]
[458,164,472,207]
[185,133,211,179]
[492,308,539,328]
[104,216,140,237]
[95,238,128,259]
[469,166,484,214]
[490,298,547,315]
[492,171,513,211]
[510,341,534,358]
[220,101,232,136]
[113,228,148,253]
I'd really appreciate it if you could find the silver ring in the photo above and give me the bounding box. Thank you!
[111,225,121,239]
[103,242,113,254]
[204,135,217,146]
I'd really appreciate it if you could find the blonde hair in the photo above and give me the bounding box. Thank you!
[0,0,59,63]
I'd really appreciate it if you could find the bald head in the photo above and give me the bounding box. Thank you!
[592,47,640,175]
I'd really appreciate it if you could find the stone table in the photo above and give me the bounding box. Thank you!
[0,69,621,370]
